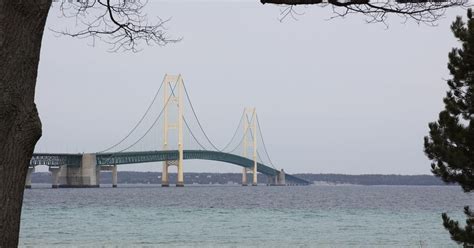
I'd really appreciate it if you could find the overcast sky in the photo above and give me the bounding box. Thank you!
[34,1,466,174]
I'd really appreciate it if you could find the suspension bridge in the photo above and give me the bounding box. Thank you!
[28,74,310,188]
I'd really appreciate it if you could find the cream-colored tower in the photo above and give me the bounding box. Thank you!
[242,107,258,186]
[161,74,185,187]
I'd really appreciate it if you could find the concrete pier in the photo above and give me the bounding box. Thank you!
[277,169,286,186]
[112,164,117,188]
[252,165,258,186]
[80,153,100,187]
[63,153,99,188]
[176,163,184,187]
[49,165,66,188]
[266,175,275,186]
[25,167,35,189]
[162,160,184,187]
[242,167,248,186]
[161,162,169,187]
[265,169,286,186]
[100,164,118,187]
[50,154,100,188]
[49,167,59,188]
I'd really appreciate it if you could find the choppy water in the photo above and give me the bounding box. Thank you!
[19,184,474,247]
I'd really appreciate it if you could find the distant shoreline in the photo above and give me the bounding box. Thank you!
[30,172,448,186]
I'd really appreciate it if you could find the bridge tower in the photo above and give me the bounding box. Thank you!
[161,74,185,187]
[242,107,258,186]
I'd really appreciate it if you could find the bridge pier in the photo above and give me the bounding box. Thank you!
[277,169,286,186]
[25,167,35,189]
[265,170,286,186]
[242,167,258,186]
[49,165,66,188]
[100,164,118,187]
[49,154,100,188]
[176,167,184,187]
[266,175,274,186]
[162,160,184,187]
[252,165,258,186]
[161,162,169,187]
[242,168,248,186]
[66,153,100,188]
[50,167,58,188]
[112,164,117,188]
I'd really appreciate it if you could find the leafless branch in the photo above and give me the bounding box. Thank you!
[279,5,306,21]
[261,0,471,24]
[50,0,179,52]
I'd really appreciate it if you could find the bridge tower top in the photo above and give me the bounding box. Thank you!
[162,74,184,151]
[243,107,257,160]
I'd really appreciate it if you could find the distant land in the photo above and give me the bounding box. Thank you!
[31,172,450,186]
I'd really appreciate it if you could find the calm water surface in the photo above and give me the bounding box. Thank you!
[19,185,474,247]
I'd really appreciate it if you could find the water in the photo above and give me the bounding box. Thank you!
[19,185,474,247]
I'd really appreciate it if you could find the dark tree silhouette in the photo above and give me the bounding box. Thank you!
[424,8,474,246]
[261,0,469,24]
[0,0,175,246]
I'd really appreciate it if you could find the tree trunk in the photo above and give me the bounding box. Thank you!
[0,1,51,247]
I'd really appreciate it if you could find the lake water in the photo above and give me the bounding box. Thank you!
[19,184,474,247]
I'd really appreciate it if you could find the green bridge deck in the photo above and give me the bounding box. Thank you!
[31,150,310,185]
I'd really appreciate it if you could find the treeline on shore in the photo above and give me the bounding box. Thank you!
[293,173,446,186]
[31,172,448,186]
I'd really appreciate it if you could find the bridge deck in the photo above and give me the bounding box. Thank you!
[31,150,310,185]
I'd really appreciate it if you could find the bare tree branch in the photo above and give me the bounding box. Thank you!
[50,0,179,52]
[261,0,471,24]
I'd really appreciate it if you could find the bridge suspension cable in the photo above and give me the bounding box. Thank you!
[181,80,221,151]
[184,117,208,150]
[241,112,277,170]
[173,80,275,166]
[98,78,165,153]
[111,83,177,154]
[220,109,245,152]
[227,113,256,155]
[165,81,212,151]
[255,114,276,169]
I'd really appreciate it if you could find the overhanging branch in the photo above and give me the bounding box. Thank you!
[261,0,470,24]
[50,0,179,52]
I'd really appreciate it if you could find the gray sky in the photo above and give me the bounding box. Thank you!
[34,1,465,174]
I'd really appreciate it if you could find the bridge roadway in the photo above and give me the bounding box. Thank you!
[30,150,310,185]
